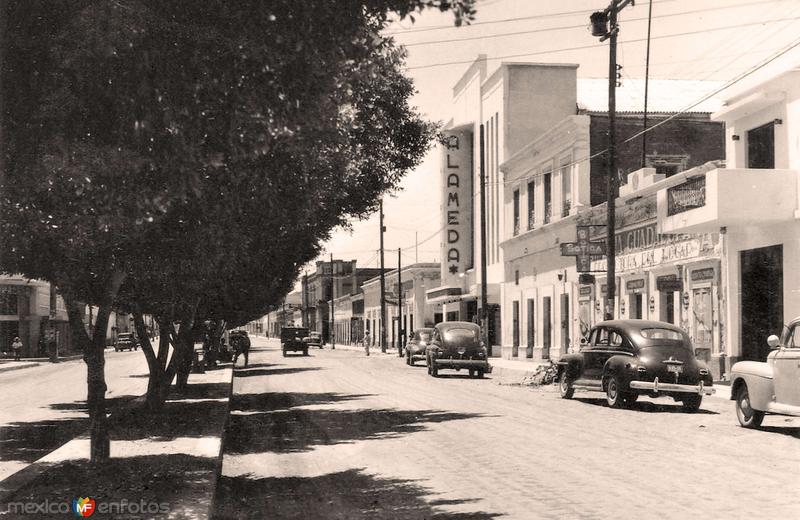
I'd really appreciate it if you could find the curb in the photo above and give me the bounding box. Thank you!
[0,366,236,516]
[0,355,84,374]
[205,364,237,519]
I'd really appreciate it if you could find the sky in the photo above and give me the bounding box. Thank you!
[296,0,800,289]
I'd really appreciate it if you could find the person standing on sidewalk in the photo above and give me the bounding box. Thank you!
[12,336,23,361]
[362,331,371,356]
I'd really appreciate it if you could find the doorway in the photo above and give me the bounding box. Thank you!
[740,244,783,361]
[542,297,551,359]
[629,293,643,320]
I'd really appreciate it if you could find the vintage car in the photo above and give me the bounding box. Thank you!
[114,332,138,352]
[303,331,323,349]
[426,322,492,378]
[730,316,800,428]
[558,320,714,411]
[405,328,433,366]
[281,326,309,357]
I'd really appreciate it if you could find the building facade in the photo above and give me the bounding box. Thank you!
[430,58,580,353]
[364,263,441,349]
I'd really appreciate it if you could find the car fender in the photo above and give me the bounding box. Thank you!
[557,353,583,379]
[730,361,774,411]
[602,355,635,388]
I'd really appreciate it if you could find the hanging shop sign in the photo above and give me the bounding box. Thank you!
[439,130,474,285]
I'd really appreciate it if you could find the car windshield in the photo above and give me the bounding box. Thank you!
[443,328,478,343]
[640,328,684,341]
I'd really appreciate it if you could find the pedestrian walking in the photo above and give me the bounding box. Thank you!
[232,333,251,367]
[12,336,23,361]
[362,331,371,356]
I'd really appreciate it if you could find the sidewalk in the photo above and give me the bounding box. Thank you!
[0,354,85,374]
[0,363,235,518]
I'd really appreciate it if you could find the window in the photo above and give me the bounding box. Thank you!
[560,156,571,217]
[513,189,520,236]
[747,122,775,168]
[527,180,535,229]
[0,292,18,315]
[543,167,552,224]
[641,328,684,341]
[515,269,519,285]
[526,299,535,358]
[512,301,520,348]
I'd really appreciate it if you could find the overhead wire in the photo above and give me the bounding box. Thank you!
[397,0,790,48]
[404,14,800,71]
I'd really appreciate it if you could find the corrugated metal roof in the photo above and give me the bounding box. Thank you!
[577,78,725,113]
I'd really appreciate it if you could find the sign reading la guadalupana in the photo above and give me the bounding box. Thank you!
[440,130,473,284]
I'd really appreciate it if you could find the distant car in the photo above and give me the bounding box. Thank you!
[557,320,714,411]
[426,322,492,378]
[281,327,309,356]
[405,328,433,366]
[303,332,323,349]
[730,316,800,428]
[114,332,138,352]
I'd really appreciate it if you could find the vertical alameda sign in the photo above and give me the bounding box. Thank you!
[440,130,473,285]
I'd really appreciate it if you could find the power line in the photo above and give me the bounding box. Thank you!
[405,14,800,71]
[385,0,681,34]
[399,0,788,48]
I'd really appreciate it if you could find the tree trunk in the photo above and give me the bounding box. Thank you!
[64,271,125,465]
[133,311,164,412]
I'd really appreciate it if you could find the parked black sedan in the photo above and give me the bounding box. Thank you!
[557,320,714,411]
[426,322,492,378]
[405,328,433,366]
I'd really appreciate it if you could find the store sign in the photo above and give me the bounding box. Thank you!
[667,176,706,216]
[440,130,473,284]
[579,286,593,296]
[656,275,683,292]
[592,239,702,273]
[626,279,645,291]
[691,267,715,282]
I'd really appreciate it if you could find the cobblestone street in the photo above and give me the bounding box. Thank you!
[214,339,800,519]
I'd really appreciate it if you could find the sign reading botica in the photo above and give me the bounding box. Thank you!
[440,131,473,284]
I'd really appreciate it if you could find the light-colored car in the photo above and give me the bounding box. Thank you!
[303,332,323,349]
[730,316,800,428]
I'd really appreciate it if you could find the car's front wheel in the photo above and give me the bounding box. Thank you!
[559,372,574,399]
[735,384,765,428]
[605,375,626,409]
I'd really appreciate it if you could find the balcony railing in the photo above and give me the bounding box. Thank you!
[544,202,552,224]
[562,200,571,217]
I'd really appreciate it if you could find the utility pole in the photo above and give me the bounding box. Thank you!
[379,200,387,353]
[591,0,634,320]
[302,271,308,328]
[397,248,403,357]
[479,124,489,352]
[329,253,335,349]
[641,0,653,169]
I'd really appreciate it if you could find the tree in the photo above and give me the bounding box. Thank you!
[1,0,477,463]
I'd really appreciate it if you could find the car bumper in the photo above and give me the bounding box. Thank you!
[432,358,492,372]
[629,377,715,395]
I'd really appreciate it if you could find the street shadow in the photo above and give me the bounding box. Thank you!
[224,406,483,454]
[232,367,322,378]
[230,392,371,412]
[0,396,133,464]
[433,373,491,380]
[213,468,502,519]
[232,362,278,370]
[573,397,720,415]
[5,454,217,519]
[754,425,800,438]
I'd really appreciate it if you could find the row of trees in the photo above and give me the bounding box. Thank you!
[0,0,475,463]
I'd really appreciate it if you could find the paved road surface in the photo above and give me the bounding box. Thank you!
[0,349,149,481]
[214,338,800,519]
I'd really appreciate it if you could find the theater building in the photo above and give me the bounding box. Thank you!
[429,57,579,354]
